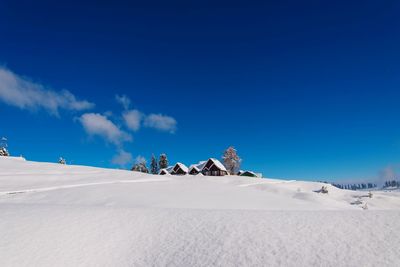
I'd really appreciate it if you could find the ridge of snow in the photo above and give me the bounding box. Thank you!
[1,157,400,266]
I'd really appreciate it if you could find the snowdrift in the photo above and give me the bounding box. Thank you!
[1,157,400,266]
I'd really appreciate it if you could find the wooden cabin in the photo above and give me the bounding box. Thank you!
[170,162,189,175]
[159,169,169,175]
[188,161,206,175]
[189,166,200,175]
[158,166,173,175]
[201,158,228,176]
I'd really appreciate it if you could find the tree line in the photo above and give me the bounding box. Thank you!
[330,183,378,191]
[131,153,169,174]
[321,180,400,191]
[131,146,242,175]
[382,180,400,189]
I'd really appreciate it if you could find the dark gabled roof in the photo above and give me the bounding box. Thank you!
[172,162,188,173]
[158,166,173,174]
[202,158,227,172]
[188,161,206,172]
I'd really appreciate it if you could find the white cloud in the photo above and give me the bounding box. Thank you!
[115,94,131,110]
[123,110,143,131]
[144,113,177,133]
[115,95,177,134]
[111,149,133,166]
[78,113,132,145]
[0,67,94,115]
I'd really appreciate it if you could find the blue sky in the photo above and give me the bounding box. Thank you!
[0,1,400,182]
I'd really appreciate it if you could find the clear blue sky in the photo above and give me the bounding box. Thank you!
[0,1,399,181]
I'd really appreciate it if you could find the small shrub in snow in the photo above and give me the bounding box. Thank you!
[131,163,149,173]
[132,157,149,173]
[321,186,328,194]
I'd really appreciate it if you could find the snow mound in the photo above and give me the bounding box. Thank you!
[1,157,400,266]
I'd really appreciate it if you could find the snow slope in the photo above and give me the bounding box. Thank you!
[1,156,400,266]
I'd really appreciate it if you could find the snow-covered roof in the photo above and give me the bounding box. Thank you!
[189,164,197,169]
[188,165,199,172]
[189,159,227,172]
[206,158,227,172]
[158,166,174,174]
[174,162,189,173]
[189,161,206,172]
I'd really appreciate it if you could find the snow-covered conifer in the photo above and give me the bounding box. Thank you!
[222,146,241,175]
[150,154,158,174]
[159,153,168,170]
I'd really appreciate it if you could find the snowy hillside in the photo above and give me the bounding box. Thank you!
[1,157,400,266]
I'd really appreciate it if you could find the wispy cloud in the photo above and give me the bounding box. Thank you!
[78,113,132,145]
[115,94,131,110]
[379,165,399,184]
[123,110,143,131]
[79,95,176,167]
[111,149,133,167]
[115,94,177,134]
[144,113,177,133]
[0,67,94,115]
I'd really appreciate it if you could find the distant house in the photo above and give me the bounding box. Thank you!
[201,158,228,176]
[189,166,200,175]
[159,169,169,175]
[188,161,206,175]
[159,166,173,175]
[170,162,189,175]
[160,158,257,177]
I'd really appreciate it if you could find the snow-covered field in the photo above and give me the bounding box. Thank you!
[1,157,400,267]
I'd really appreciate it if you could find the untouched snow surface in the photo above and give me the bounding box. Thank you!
[1,157,400,267]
